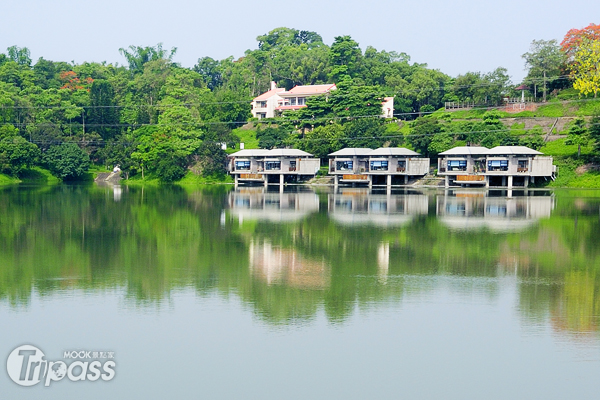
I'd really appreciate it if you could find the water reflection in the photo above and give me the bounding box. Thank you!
[328,187,428,226]
[228,187,319,222]
[249,240,330,289]
[437,189,555,231]
[0,184,598,338]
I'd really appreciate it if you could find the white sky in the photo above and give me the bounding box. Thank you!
[1,0,598,83]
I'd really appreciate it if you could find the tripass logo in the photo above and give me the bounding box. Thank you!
[6,345,116,387]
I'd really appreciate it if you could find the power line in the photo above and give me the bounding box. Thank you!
[0,74,583,111]
[9,123,598,149]
[1,99,598,129]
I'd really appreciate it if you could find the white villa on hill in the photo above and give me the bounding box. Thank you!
[251,81,394,119]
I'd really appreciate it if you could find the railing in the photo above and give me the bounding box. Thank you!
[503,97,534,104]
[456,175,485,182]
[397,167,406,172]
[240,174,263,180]
[517,167,528,172]
[445,101,477,110]
[342,174,368,181]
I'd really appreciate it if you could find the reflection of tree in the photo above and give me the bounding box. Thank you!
[0,185,249,305]
[1,187,600,335]
[552,271,599,335]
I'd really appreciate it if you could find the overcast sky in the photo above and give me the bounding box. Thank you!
[1,0,598,83]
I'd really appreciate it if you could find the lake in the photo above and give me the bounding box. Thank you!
[1,184,599,399]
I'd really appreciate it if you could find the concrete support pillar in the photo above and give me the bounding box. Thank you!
[234,174,239,189]
[502,176,507,187]
[485,176,490,188]
[368,175,373,188]
[280,174,284,186]
[445,175,449,188]
[507,175,513,188]
[524,177,529,188]
[264,176,268,187]
[531,176,535,184]
[334,175,339,187]
[404,175,408,185]
[387,174,392,187]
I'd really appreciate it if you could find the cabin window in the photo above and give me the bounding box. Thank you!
[369,200,387,212]
[517,160,529,172]
[234,198,250,207]
[265,161,281,170]
[336,161,353,171]
[486,204,507,216]
[488,160,508,171]
[370,160,388,171]
[447,160,467,171]
[235,161,251,170]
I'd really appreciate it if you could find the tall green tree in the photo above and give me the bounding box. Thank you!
[0,136,40,176]
[6,46,31,66]
[43,143,90,179]
[329,36,362,83]
[565,117,590,157]
[522,39,564,102]
[119,43,177,74]
[87,79,119,140]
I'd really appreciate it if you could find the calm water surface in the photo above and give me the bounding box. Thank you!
[1,184,599,399]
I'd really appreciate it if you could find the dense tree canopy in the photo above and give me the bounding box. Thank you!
[0,24,597,182]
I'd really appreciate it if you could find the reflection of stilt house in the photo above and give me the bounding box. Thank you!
[436,191,555,231]
[328,148,430,187]
[227,188,319,222]
[438,146,556,188]
[327,188,429,226]
[228,149,320,186]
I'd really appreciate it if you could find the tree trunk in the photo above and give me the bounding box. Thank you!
[543,70,547,103]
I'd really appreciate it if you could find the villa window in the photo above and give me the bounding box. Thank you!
[289,161,297,171]
[488,160,508,172]
[370,160,388,171]
[290,98,297,106]
[265,161,281,170]
[336,161,353,171]
[258,101,267,108]
[447,160,467,171]
[235,161,251,170]
[297,97,305,105]
[517,160,529,172]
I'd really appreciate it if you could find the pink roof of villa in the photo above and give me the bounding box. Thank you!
[285,84,336,95]
[254,88,286,101]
